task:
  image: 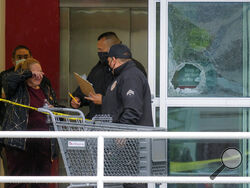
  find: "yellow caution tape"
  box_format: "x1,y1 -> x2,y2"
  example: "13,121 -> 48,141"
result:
170,149 -> 247,172
170,157 -> 221,172
0,98 -> 82,120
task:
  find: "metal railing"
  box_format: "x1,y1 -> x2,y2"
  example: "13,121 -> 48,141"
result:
1,131 -> 250,187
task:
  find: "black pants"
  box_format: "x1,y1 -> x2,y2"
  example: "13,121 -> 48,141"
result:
5,139 -> 51,188
1,147 -> 8,188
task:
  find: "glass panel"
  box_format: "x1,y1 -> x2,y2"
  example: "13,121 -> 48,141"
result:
168,107 -> 243,132
168,2 -> 249,97
155,107 -> 160,127
168,184 -> 243,188
168,108 -> 244,180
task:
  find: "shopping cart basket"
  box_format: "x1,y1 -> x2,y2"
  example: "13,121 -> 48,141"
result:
38,108 -> 167,188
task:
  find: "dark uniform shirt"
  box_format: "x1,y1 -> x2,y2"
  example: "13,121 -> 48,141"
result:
102,60 -> 153,126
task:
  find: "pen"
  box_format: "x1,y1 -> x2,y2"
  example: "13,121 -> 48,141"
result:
68,92 -> 78,103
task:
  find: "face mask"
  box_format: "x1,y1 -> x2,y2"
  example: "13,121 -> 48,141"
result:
15,59 -> 26,65
98,52 -> 108,64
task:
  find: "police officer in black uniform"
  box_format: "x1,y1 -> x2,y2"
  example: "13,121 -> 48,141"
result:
85,44 -> 153,188
105,44 -> 153,126
85,43 -> 153,126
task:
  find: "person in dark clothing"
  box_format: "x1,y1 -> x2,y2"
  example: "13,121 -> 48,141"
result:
0,45 -> 32,126
85,44 -> 153,188
86,43 -> 153,126
0,45 -> 33,180
104,45 -> 153,126
0,45 -> 55,158
0,45 -> 57,130
2,58 -> 58,188
70,32 -> 147,119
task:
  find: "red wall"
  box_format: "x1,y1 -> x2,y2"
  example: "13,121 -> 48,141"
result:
5,0 -> 60,95
5,1 -> 60,185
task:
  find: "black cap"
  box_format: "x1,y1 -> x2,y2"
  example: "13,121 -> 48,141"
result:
108,44 -> 132,59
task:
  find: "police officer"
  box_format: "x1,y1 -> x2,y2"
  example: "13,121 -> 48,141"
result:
85,43 -> 153,188
85,43 -> 153,126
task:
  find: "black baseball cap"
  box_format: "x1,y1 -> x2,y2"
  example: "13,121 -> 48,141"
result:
108,44 -> 132,59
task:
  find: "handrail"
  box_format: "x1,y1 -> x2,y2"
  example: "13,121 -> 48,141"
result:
0,131 -> 249,139
0,131 -> 249,187
0,176 -> 250,184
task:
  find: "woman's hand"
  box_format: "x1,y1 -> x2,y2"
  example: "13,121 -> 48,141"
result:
32,71 -> 44,80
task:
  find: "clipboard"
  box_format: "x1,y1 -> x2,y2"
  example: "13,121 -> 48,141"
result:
73,72 -> 95,96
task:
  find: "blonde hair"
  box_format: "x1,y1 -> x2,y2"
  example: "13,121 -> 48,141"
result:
15,57 -> 40,71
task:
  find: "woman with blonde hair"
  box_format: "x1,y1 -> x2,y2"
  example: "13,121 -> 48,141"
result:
2,57 -> 58,188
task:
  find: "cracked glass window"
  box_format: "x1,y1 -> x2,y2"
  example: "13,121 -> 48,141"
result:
168,2 -> 249,97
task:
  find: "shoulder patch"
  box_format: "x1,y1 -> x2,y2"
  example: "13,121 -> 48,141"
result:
126,89 -> 135,96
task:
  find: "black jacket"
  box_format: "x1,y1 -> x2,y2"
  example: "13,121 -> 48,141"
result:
0,67 -> 15,127
2,70 -> 59,151
72,60 -> 147,119
102,60 -> 153,126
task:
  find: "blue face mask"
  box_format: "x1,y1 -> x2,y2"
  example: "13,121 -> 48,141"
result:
98,52 -> 109,64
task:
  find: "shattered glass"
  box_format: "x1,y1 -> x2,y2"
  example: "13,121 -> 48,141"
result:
168,2 -> 245,97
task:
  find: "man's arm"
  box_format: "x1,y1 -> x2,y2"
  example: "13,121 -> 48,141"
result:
119,76 -> 144,124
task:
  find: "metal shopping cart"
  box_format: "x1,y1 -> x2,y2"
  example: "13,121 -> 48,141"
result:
38,108 -> 167,188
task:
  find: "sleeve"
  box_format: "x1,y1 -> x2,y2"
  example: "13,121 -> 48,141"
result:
71,86 -> 90,107
118,75 -> 144,125
3,70 -> 32,99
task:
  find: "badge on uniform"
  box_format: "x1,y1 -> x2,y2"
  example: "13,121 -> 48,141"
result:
111,81 -> 117,91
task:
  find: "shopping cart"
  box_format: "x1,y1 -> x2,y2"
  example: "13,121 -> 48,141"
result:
38,108 -> 167,188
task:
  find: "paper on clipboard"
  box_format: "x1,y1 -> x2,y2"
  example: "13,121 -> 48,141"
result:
73,72 -> 95,96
